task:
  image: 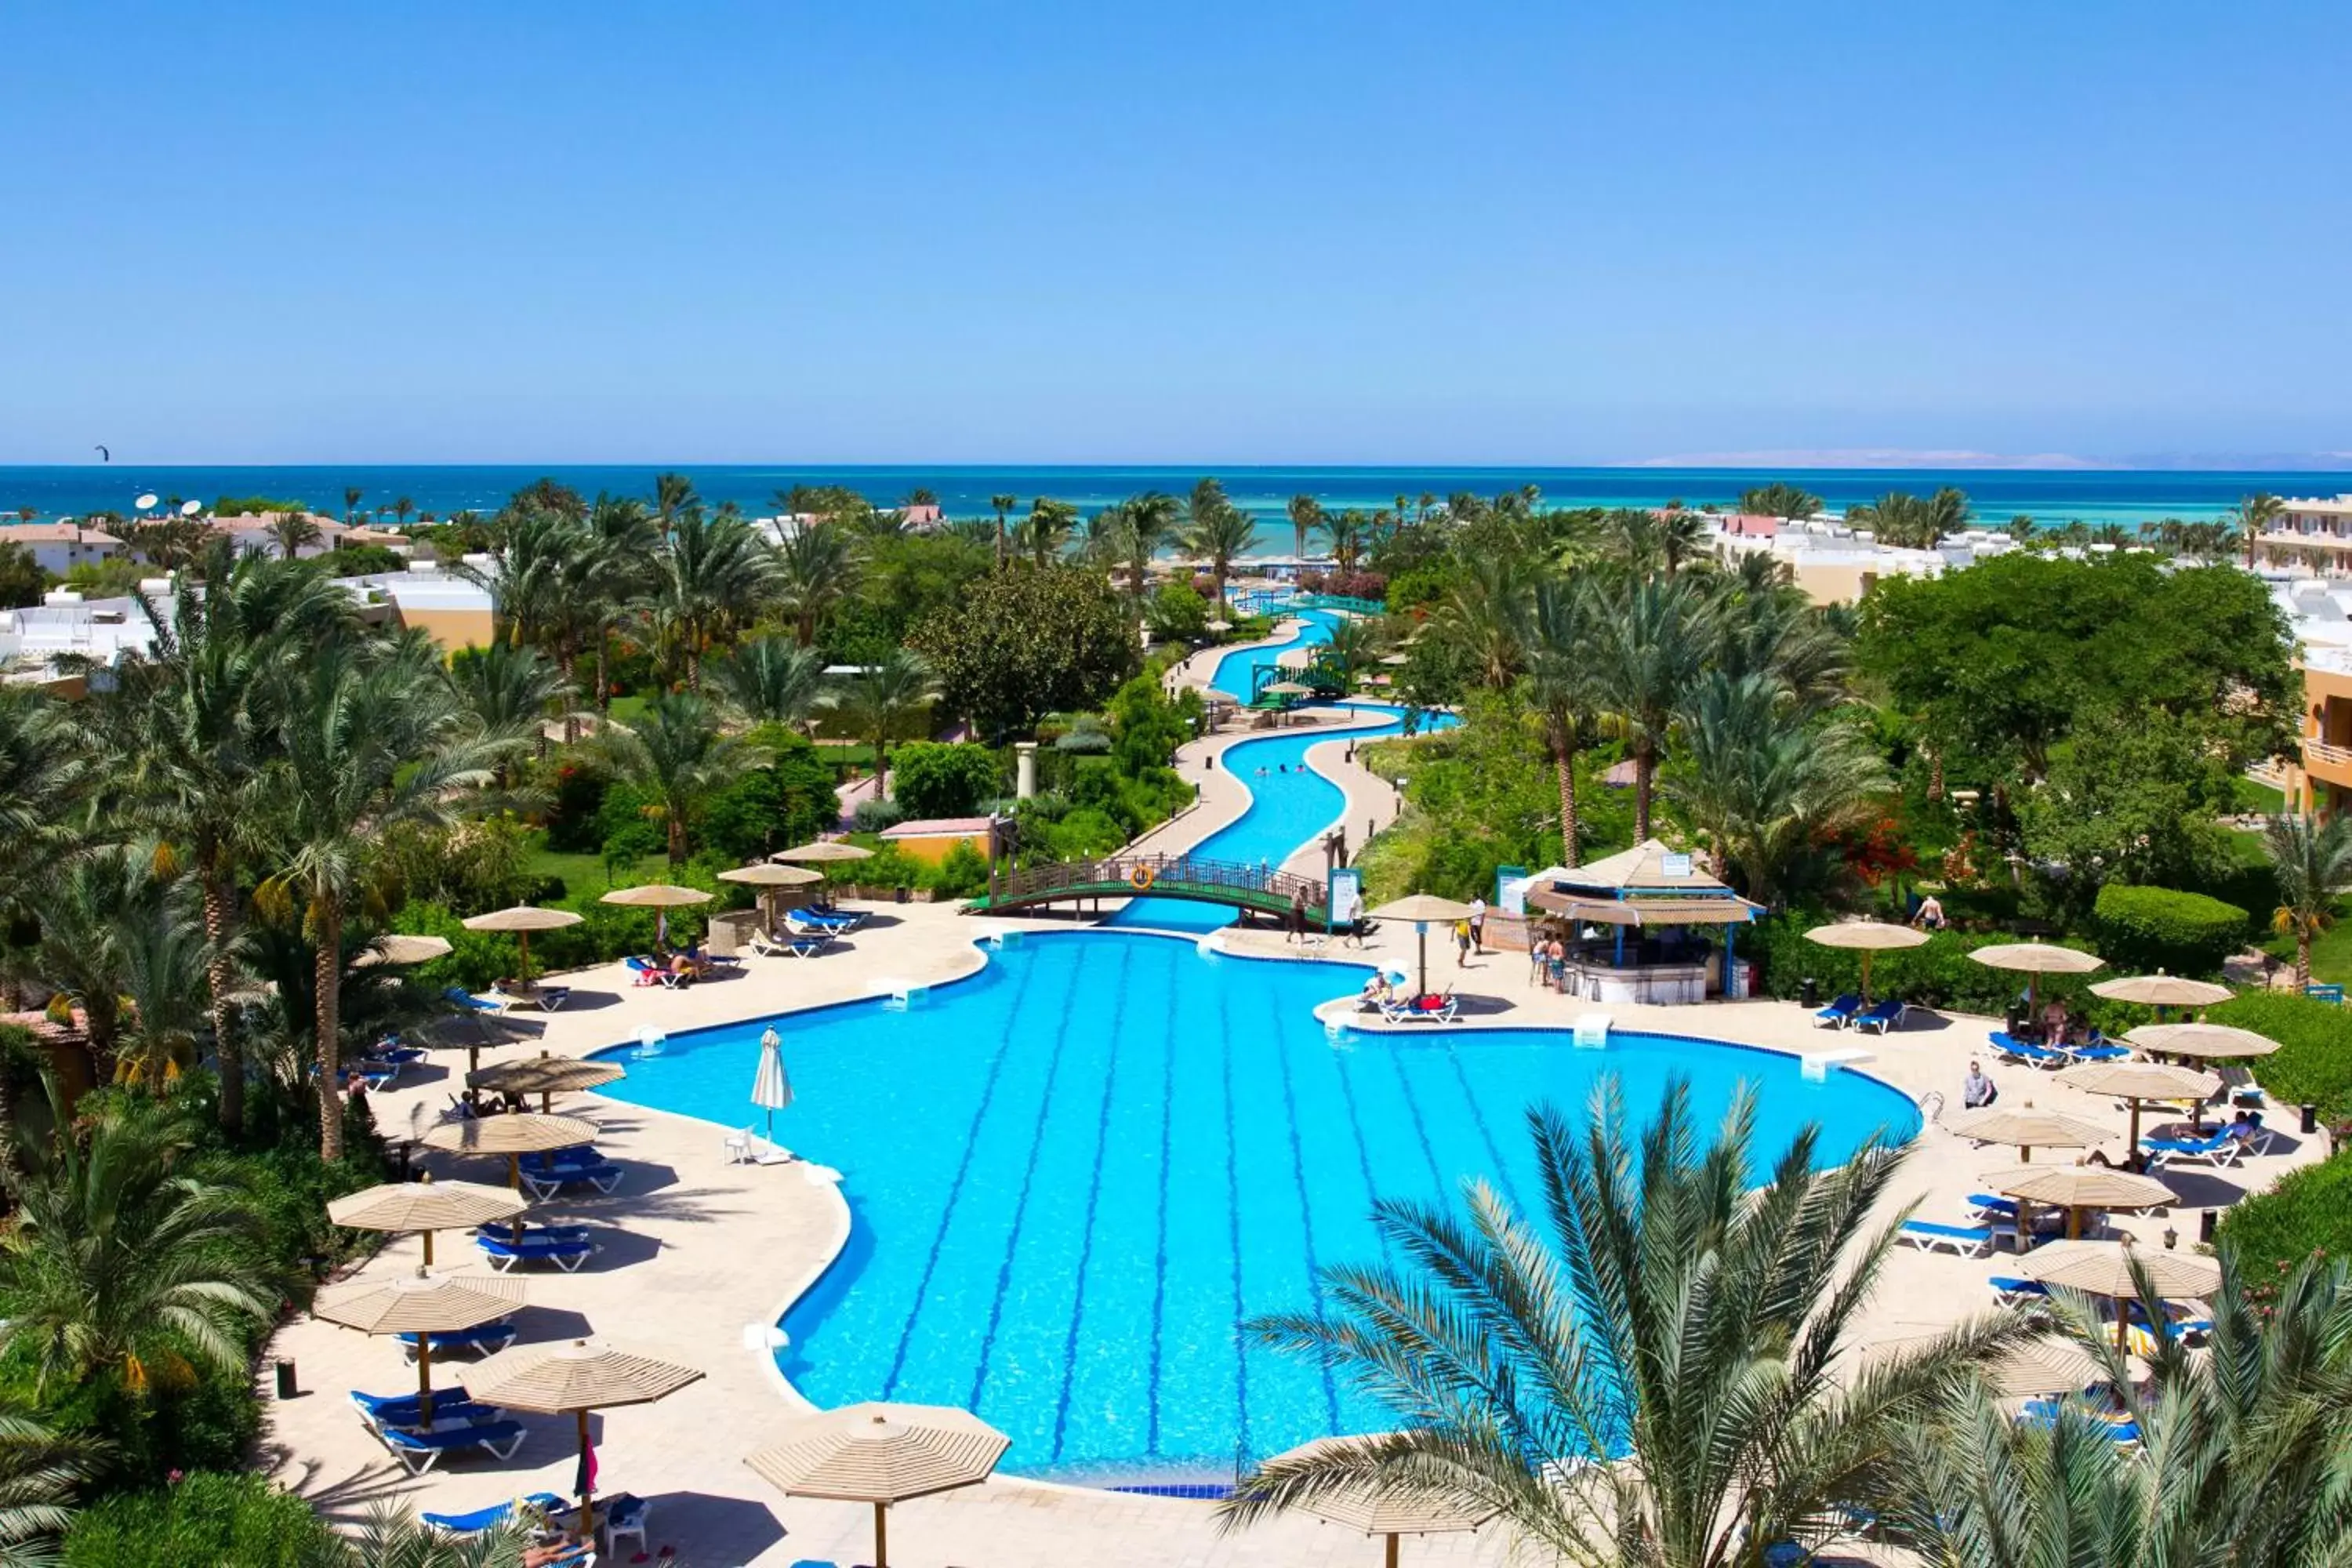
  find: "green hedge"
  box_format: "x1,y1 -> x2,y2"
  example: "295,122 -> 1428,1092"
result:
2091,884 -> 2250,978
2203,992 -> 2352,1120
1748,912 -> 2103,1017
64,1471 -> 338,1568
2216,1151 -> 2352,1277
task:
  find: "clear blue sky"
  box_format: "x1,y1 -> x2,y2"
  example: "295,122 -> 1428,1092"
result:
2,2 -> 2346,465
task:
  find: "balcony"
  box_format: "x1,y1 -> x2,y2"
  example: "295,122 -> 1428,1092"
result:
2303,737 -> 2352,788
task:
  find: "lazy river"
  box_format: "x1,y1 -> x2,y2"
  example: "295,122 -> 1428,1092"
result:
593,608 -> 1923,1484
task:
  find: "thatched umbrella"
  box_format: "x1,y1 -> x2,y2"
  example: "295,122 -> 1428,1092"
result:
2122,1022 -> 2281,1062
1370,895 -> 1475,999
1802,921 -> 1929,1005
1257,1436 -> 1500,1568
353,934 -> 454,968
1968,942 -> 2105,1014
717,862 -> 823,935
314,1268 -> 524,1425
327,1174 -> 525,1266
1944,1102 -> 2114,1163
772,841 -> 874,865
1984,1163 -> 2176,1241
2020,1238 -> 2223,1347
463,1339 -> 703,1542
410,1008 -> 538,1078
598,884 -> 711,948
746,1403 -> 1009,1568
459,905 -> 583,987
2056,1059 -> 2223,1152
420,1112 -> 598,1194
469,1050 -> 626,1115
2089,973 -> 2232,1022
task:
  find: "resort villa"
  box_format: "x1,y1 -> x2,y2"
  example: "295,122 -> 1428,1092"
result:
2249,495 -> 2352,575
0,520 -> 125,575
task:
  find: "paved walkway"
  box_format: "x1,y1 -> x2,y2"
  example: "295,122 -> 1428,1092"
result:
260,691 -> 2323,1566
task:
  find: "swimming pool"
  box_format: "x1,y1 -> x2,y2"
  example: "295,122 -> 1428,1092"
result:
595,933 -> 1921,1483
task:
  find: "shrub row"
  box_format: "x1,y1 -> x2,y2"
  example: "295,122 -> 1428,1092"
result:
2216,1150 -> 2352,1279
1746,912 -> 2105,1017
2202,992 -> 2352,1122
2090,884 -> 2251,978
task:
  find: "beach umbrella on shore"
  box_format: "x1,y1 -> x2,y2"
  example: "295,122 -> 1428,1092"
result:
1802,921 -> 1929,1005
469,1050 -> 626,1115
327,1174 -> 525,1267
2121,1022 -> 2281,1062
746,1403 -> 1009,1568
2089,973 -> 2231,1022
420,1112 -> 598,1196
772,841 -> 874,865
1944,1102 -> 2114,1163
719,862 -> 823,934
463,1338 -> 704,1544
1205,618 -> 1232,633
411,1009 -> 539,1078
599,884 -> 711,948
1370,895 -> 1475,1000
1984,1164 -> 2176,1241
353,934 -> 454,968
1258,1436 -> 1499,1568
752,1026 -> 792,1144
2020,1238 -> 2222,1348
460,905 -> 583,986
1969,942 -> 2105,1014
2056,1059 -> 2222,1153
314,1268 -> 523,1425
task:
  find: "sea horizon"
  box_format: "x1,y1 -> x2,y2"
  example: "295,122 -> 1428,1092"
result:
7,462 -> 2348,533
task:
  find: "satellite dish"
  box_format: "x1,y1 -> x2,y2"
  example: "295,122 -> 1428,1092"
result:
135,493 -> 159,510
180,499 -> 202,517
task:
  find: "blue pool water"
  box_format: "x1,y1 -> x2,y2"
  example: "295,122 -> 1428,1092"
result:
596,933 -> 1922,1483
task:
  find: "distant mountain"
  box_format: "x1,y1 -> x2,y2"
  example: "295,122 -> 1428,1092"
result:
1635,447 -> 2352,472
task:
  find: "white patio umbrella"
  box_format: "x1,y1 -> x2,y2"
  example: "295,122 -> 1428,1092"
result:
1969,942 -> 2105,1014
2089,973 -> 2232,1021
353,933 -> 454,968
752,1026 -> 793,1142
1802,921 -> 1929,1005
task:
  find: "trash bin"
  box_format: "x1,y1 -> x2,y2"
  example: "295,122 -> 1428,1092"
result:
2199,1210 -> 2218,1245
2303,1103 -> 2320,1134
1799,978 -> 1819,1009
274,1360 -> 298,1400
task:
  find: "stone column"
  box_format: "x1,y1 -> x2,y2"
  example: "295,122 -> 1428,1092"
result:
1015,742 -> 1038,800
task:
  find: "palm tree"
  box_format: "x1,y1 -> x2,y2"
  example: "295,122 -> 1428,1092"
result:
1523,576 -> 1602,866
769,520 -> 858,649
1022,499 -> 1080,568
1185,503 -> 1258,613
1656,508 -> 1711,579
1115,492 -> 1182,601
1589,576 -> 1708,840
0,1079 -> 277,1394
1847,488 -> 1969,550
0,1404 -> 94,1566
2239,492 -> 2285,568
32,847 -> 163,1073
1287,494 -> 1323,560
264,512 -> 322,559
989,493 -> 1018,570
1668,671 -> 1887,902
583,495 -> 658,710
1219,1080 -> 2029,1568
1737,482 -> 1822,521
108,541 -> 353,1133
255,640 -> 514,1157
448,641 -> 568,775
112,885 -> 214,1094
1316,510 -> 1370,577
653,471 -> 699,528
1316,615 -> 1384,694
0,690 -> 89,911
341,487 -> 363,524
1435,554 -> 1530,691
337,1504 -> 535,1567
654,511 -> 775,686
833,651 -> 939,800
593,691 -> 771,865
2263,811 -> 2352,988
713,638 -> 832,729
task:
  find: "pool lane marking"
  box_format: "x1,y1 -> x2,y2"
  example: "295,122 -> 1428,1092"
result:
1385,1043 -> 1450,1200
877,947 -> 1043,1399
1145,945 -> 1179,1455
1049,943 -> 1131,1464
1219,981 -> 1251,1460
1328,1047 -> 1394,1271
1271,1004 -> 1345,1433
1443,1041 -> 1527,1215
966,940 -> 1086,1414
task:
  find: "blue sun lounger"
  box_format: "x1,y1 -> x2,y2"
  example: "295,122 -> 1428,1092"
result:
1990,1276 -> 2049,1306
423,1492 -> 569,1535
398,1320 -> 517,1362
1813,993 -> 1862,1028
350,1389 -> 504,1434
1967,1194 -> 2020,1221
1899,1220 -> 1998,1257
1853,998 -> 1907,1034
517,1160 -> 623,1201
476,1231 -> 598,1272
1991,1032 -> 2068,1069
444,986 -> 508,1015
376,1418 -> 528,1475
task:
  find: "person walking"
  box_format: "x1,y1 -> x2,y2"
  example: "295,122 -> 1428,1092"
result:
1287,890 -> 1308,946
1454,918 -> 1473,968
1468,895 -> 1487,953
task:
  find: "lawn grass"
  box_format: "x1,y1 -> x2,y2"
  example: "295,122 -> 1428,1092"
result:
524,845 -> 668,902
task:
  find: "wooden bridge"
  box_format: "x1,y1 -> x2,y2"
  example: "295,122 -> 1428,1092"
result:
967,853 -> 1328,922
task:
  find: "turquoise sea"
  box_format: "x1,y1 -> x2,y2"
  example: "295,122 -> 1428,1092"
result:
5,463 -> 2344,535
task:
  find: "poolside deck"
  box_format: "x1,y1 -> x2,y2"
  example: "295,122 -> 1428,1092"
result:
260,712 -> 2325,1565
